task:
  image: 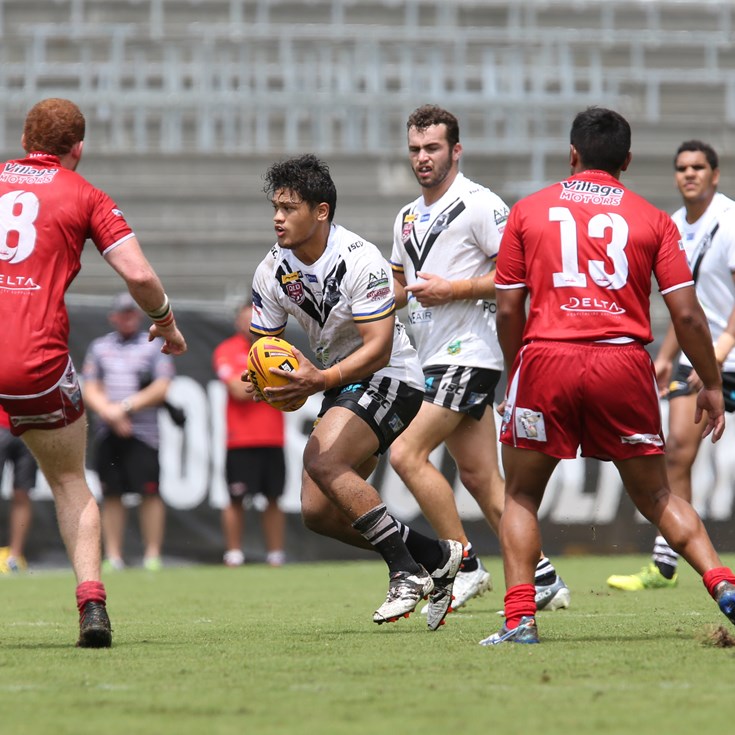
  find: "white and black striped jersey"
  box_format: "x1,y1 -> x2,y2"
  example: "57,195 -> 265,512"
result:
672,192 -> 735,371
390,173 -> 509,371
251,223 -> 424,390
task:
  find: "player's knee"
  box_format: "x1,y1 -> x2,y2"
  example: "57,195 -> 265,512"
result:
389,436 -> 414,477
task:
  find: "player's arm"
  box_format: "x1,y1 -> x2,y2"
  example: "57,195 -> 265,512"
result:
663,285 -> 725,441
496,286 -> 528,375
104,238 -> 187,356
406,270 -> 496,307
653,321 -> 679,394
392,270 -> 409,310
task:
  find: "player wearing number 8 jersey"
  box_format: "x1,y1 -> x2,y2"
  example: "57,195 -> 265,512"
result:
480,106 -> 735,646
0,98 -> 187,648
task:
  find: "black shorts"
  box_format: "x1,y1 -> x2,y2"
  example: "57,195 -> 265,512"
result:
95,434 -> 160,498
668,364 -> 735,413
422,364 -> 501,420
226,446 -> 286,501
317,374 -> 424,455
0,429 -> 36,491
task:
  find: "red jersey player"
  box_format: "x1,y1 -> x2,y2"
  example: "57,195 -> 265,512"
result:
480,106 -> 735,645
0,98 -> 187,647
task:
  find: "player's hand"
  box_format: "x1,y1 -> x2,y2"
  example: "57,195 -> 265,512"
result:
653,357 -> 673,396
263,347 -> 320,406
695,387 -> 725,443
148,323 -> 187,355
240,370 -> 263,402
405,272 -> 452,307
496,399 -> 507,416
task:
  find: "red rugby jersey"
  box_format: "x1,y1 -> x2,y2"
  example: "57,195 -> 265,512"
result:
495,170 -> 693,344
0,153 -> 134,396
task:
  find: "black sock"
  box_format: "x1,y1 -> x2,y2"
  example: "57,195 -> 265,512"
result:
655,561 -> 677,580
461,543 -> 479,572
352,505 -> 421,575
392,519 -> 443,573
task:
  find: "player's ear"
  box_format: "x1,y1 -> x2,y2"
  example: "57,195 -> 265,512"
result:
620,151 -> 632,173
569,144 -> 578,168
452,142 -> 462,163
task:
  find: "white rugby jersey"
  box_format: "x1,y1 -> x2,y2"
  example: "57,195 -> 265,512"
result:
672,192 -> 735,371
251,223 -> 424,390
390,173 -> 509,370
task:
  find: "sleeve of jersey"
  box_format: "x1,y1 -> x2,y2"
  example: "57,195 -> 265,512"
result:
250,260 -> 288,337
351,248 -> 396,324
389,211 -> 406,276
721,211 -> 735,273
473,191 -> 509,263
494,205 -> 527,290
88,188 -> 136,256
655,215 -> 695,295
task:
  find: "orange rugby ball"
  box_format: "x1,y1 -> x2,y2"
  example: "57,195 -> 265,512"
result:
247,336 -> 306,412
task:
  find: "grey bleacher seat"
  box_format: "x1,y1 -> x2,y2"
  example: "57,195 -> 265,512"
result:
2,0 -> 735,301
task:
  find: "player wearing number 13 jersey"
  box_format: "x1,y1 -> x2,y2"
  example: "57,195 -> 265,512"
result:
480,107 -> 735,647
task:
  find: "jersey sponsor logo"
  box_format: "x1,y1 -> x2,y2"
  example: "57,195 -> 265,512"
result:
367,286 -> 390,301
347,240 -> 364,252
560,297 -> 626,315
559,180 -> 624,206
0,163 -> 58,185
305,274 -> 318,283
620,433 -> 664,446
111,208 -> 124,217
494,207 -> 509,225
408,305 -> 432,324
367,269 -> 389,290
420,213 -> 430,222
281,271 -> 301,284
447,339 -> 462,355
0,273 -> 41,291
515,408 -> 546,441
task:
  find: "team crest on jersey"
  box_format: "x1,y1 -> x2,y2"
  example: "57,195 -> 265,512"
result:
446,339 -> 462,355
323,277 -> 341,307
401,214 -> 416,243
430,213 -> 450,234
286,280 -> 305,304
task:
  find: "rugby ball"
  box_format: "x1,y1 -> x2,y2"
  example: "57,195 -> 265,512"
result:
247,337 -> 306,412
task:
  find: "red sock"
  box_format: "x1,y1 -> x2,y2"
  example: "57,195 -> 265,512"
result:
76,581 -> 107,613
702,567 -> 735,598
504,584 -> 536,628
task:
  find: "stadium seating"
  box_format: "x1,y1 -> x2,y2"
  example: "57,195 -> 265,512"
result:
0,0 -> 734,305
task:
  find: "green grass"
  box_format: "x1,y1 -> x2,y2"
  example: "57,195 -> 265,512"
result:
1,554 -> 734,735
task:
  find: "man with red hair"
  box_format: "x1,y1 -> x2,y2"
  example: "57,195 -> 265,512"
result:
0,98 -> 187,647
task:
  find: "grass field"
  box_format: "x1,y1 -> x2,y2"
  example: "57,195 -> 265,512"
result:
2,554 -> 734,735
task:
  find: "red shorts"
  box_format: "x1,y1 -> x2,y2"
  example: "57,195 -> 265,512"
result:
0,359 -> 85,437
499,341 -> 664,461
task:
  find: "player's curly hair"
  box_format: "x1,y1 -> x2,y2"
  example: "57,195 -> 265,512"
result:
23,98 -> 85,156
263,154 -> 337,222
674,140 -> 718,171
570,107 -> 631,174
406,105 -> 460,149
